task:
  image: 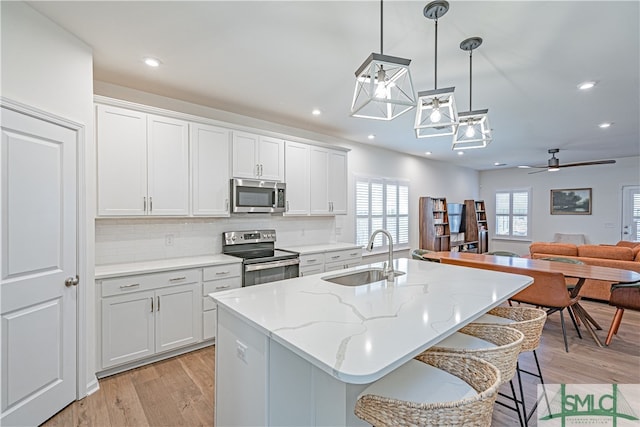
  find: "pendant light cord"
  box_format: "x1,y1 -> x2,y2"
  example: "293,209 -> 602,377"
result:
434,18 -> 438,90
380,0 -> 384,55
468,49 -> 473,110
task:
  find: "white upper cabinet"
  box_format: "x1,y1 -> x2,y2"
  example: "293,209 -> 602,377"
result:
284,141 -> 310,215
309,146 -> 330,215
308,146 -> 348,215
147,114 -> 189,216
328,150 -> 347,214
97,105 -> 189,216
232,131 -> 284,181
96,105 -> 147,216
190,123 -> 231,216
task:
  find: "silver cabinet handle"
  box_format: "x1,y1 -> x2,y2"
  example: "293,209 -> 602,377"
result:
286,201 -> 290,212
260,164 -> 263,176
169,276 -> 186,282
151,297 -> 154,312
255,164 -> 260,176
150,196 -> 153,212
349,252 -> 360,256
306,259 -> 317,263
215,285 -> 231,290
65,276 -> 79,287
157,296 -> 160,311
331,255 -> 340,259
215,271 -> 230,275
143,197 -> 147,211
225,198 -> 229,212
120,283 -> 140,289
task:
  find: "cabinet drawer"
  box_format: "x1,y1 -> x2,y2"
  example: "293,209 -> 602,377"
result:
101,269 -> 200,297
203,277 -> 242,295
324,248 -> 362,263
203,263 -> 241,281
299,253 -> 325,268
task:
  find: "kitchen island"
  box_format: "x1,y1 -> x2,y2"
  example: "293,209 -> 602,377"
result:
210,258 -> 533,426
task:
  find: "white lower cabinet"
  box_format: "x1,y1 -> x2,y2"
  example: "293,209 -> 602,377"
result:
202,263 -> 242,341
99,269 -> 201,370
324,248 -> 363,271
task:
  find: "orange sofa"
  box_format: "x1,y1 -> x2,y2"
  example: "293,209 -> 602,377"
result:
529,241 -> 640,301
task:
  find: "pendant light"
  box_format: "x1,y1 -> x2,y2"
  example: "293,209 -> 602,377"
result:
452,37 -> 492,150
414,0 -> 458,138
350,0 -> 416,120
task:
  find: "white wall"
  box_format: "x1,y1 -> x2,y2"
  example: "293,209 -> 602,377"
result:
479,156 -> 640,255
93,83 -> 480,264
1,2 -> 96,395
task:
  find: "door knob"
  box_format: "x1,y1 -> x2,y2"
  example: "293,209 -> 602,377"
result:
65,276 -> 79,287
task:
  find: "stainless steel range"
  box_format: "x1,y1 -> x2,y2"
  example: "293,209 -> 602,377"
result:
222,229 -> 299,287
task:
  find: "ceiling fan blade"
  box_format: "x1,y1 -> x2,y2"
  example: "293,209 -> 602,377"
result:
559,159 -> 616,168
528,169 -> 548,174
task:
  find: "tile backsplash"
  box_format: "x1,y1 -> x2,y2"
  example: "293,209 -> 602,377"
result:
95,216 -> 337,265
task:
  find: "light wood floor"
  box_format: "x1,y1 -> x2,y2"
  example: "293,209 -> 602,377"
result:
42,300 -> 639,427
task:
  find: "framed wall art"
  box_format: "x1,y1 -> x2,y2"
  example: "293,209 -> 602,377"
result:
550,188 -> 592,215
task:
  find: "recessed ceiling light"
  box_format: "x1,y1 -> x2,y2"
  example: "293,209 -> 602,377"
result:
578,81 -> 596,90
144,57 -> 161,67
367,134 -> 375,140
494,162 -> 506,166
425,151 -> 432,155
599,122 -> 612,128
517,165 -> 532,169
312,109 -> 321,116
457,151 -> 464,156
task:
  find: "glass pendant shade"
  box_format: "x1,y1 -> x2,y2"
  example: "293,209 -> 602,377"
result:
414,87 -> 458,138
452,109 -> 492,150
351,53 -> 417,121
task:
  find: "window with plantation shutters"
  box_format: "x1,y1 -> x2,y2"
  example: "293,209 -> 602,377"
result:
495,188 -> 531,239
355,176 -> 409,250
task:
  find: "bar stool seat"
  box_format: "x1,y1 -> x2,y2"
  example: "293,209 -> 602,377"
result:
354,352 -> 500,426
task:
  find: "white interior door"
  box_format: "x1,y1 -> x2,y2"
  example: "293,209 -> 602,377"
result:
1,106 -> 77,426
621,185 -> 640,241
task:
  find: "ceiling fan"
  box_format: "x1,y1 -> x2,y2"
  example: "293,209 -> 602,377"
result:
526,148 -> 616,174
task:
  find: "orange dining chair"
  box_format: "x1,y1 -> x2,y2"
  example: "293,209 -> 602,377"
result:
605,283 -> 640,345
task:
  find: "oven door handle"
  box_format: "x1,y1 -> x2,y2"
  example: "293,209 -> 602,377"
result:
244,258 -> 300,272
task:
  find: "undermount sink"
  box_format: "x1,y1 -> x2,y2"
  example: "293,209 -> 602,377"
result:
322,268 -> 405,286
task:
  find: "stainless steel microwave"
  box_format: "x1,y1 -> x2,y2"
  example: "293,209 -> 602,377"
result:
230,178 -> 286,214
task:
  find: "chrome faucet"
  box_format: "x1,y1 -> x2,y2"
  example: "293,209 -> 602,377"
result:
366,229 -> 395,281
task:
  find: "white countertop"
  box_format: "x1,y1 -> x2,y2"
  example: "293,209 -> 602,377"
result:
95,254 -> 241,279
279,242 -> 362,255
211,258 -> 533,384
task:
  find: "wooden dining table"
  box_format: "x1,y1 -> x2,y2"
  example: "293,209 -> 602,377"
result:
425,251 -> 640,347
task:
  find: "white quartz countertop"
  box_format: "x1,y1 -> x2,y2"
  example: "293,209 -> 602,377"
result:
95,254 -> 241,279
211,258 -> 533,384
279,242 -> 362,255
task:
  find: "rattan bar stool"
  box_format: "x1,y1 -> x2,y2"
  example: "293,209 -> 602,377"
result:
426,324 -> 525,427
472,306 -> 548,426
354,352 -> 500,427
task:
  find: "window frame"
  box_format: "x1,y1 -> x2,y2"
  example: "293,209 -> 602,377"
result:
354,175 -> 410,252
493,187 -> 532,241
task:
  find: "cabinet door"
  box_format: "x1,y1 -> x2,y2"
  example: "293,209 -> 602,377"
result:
191,123 -> 231,216
309,147 -> 330,215
258,136 -> 284,181
155,283 -> 202,353
96,105 -> 147,216
101,290 -> 155,369
147,115 -> 190,216
328,150 -> 347,214
284,141 -> 309,215
232,131 -> 259,178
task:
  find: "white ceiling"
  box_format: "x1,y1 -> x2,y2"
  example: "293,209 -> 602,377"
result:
28,1 -> 640,171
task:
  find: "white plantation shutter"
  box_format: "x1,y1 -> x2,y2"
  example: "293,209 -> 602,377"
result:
634,193 -> 640,240
495,189 -> 531,239
355,176 -> 410,250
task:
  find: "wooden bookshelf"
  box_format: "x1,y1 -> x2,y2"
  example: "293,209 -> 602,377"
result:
463,199 -> 489,253
419,196 -> 450,251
